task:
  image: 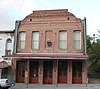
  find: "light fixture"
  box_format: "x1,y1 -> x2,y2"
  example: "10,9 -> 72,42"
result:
47,39 -> 52,47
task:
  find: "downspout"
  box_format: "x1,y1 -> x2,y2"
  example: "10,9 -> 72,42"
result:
12,20 -> 21,80
81,18 -> 88,84
13,20 -> 21,54
81,17 -> 87,55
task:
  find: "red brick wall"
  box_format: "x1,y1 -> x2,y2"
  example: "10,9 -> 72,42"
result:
17,9 -> 83,53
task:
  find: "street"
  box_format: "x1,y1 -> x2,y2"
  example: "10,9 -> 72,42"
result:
10,83 -> 100,89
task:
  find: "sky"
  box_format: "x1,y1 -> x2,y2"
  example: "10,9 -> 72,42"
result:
0,0 -> 100,36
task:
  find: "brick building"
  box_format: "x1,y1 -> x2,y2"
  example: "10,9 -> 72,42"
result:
3,9 -> 88,84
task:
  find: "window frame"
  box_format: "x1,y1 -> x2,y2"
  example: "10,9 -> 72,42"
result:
6,38 -> 12,51
73,30 -> 81,50
59,31 -> 67,50
18,32 -> 26,49
32,31 -> 39,50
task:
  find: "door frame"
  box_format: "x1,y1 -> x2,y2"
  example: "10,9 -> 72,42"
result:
72,61 -> 82,84
16,60 -> 26,83
58,60 -> 68,83
29,61 -> 39,84
43,61 -> 53,84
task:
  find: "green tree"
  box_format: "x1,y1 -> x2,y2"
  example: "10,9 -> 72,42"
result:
86,35 -> 92,60
91,40 -> 100,62
87,35 -> 100,73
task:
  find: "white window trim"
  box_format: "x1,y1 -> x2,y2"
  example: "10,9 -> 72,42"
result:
19,32 -> 26,49
32,32 -> 39,50
59,31 -> 67,50
73,31 -> 81,50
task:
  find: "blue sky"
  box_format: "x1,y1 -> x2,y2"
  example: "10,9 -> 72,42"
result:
0,0 -> 100,36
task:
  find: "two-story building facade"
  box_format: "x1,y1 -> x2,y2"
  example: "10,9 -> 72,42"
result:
3,9 -> 88,84
0,30 -> 14,78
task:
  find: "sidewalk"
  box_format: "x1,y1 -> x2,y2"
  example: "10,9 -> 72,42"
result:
11,83 -> 100,89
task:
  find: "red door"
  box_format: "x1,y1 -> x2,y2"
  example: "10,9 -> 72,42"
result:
16,61 -> 25,83
72,62 -> 82,84
58,61 -> 67,83
29,61 -> 39,84
43,61 -> 53,84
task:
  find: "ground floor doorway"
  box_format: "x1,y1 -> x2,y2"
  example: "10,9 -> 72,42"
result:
29,61 -> 39,83
72,61 -> 82,84
58,61 -> 67,83
43,61 -> 53,84
16,61 -> 25,83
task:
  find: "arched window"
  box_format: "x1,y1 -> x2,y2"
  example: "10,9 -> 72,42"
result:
6,39 -> 12,50
6,38 -> 12,55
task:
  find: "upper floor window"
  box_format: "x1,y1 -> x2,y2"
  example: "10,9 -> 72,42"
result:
73,31 -> 81,50
6,39 -> 12,51
6,39 -> 12,56
5,39 -> 12,60
19,32 -> 26,49
59,31 -> 67,50
32,32 -> 39,49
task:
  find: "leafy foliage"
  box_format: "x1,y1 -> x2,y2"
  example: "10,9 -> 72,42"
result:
90,40 -> 100,62
86,36 -> 93,61
87,35 -> 100,74
87,39 -> 100,62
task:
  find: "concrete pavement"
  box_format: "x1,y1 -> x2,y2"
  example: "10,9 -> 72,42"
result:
10,83 -> 100,89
